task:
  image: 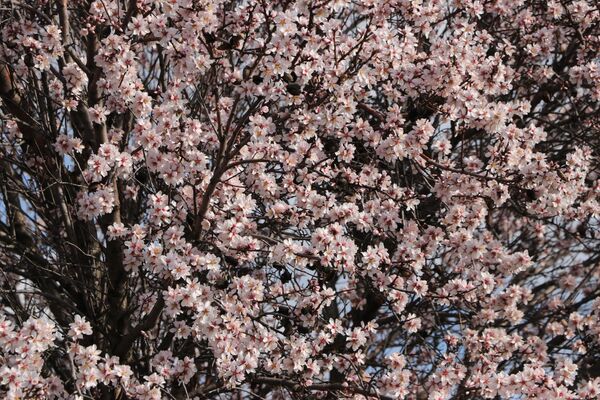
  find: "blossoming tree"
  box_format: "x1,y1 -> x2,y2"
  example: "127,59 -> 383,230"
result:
0,0 -> 599,399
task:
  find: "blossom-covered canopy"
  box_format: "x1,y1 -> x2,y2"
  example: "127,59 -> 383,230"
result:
0,0 -> 599,399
